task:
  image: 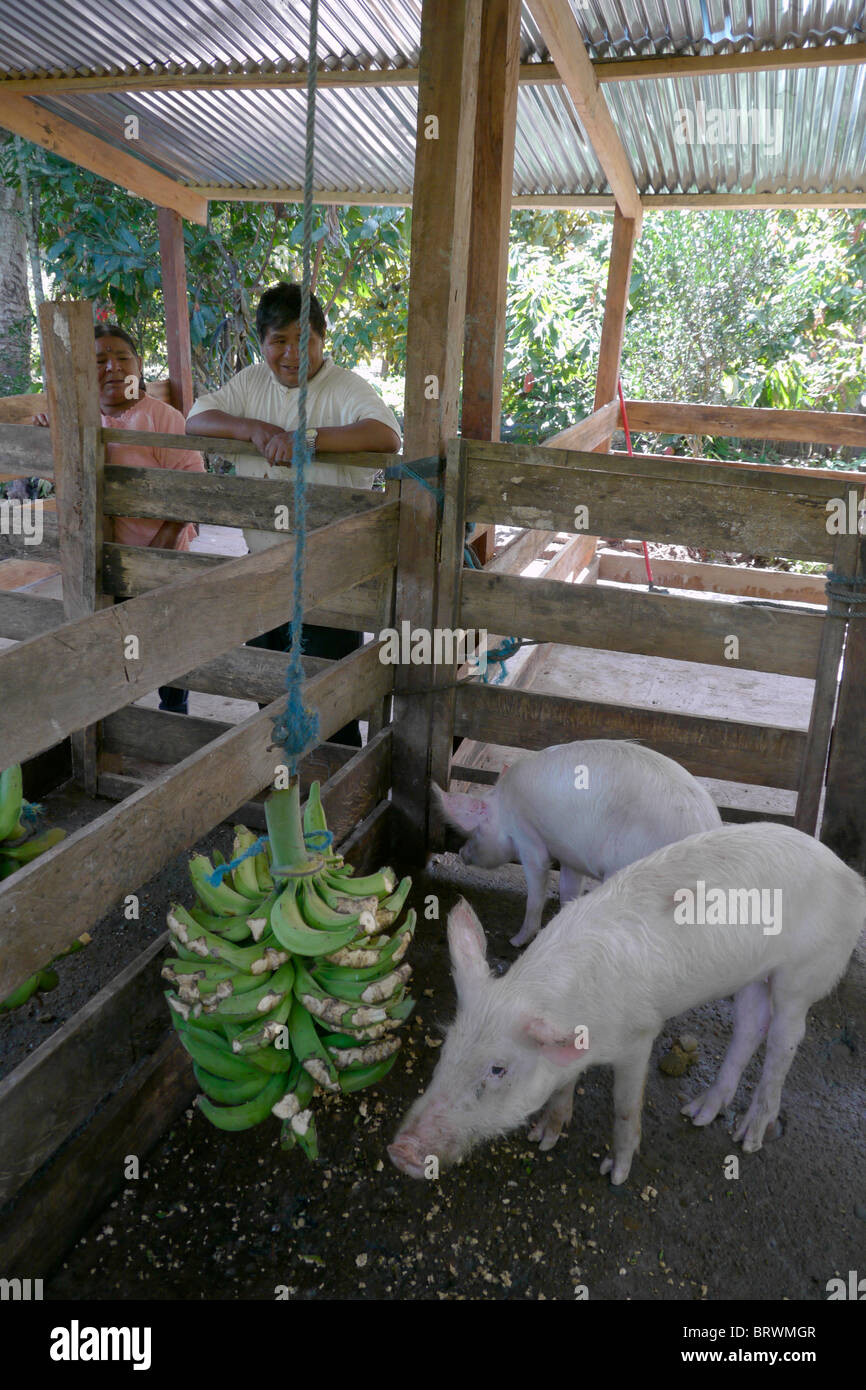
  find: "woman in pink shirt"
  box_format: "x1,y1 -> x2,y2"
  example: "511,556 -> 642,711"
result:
35,323 -> 205,713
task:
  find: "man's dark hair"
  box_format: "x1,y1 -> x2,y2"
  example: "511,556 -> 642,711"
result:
94,322 -> 146,394
256,282 -> 327,342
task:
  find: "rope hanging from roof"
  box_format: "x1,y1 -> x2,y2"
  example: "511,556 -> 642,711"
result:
269,0 -> 321,774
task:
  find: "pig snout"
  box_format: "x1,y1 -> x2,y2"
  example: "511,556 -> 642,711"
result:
387,1134 -> 430,1178
389,1097 -> 462,1177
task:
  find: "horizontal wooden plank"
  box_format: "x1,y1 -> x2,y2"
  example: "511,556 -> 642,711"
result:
0,640 -> 394,995
544,398 -> 620,451
101,543 -> 393,631
343,799 -> 392,875
0,590 -> 65,638
0,501 -> 399,767
103,464 -> 393,530
461,568 -> 824,677
0,1032 -> 194,1280
454,682 -> 805,789
596,550 -> 828,604
0,383 -> 172,424
623,399 -> 866,449
178,645 -> 328,702
102,428 -> 400,471
0,934 -> 170,1206
463,444 -> 837,561
0,422 -> 55,473
0,513 -> 60,562
103,706 -> 232,762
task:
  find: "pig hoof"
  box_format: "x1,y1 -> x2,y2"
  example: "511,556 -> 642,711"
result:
600,1155 -> 631,1185
510,927 -> 535,948
527,1118 -> 562,1150
681,1090 -> 724,1126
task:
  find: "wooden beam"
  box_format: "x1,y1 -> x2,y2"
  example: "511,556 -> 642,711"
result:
820,535 -> 866,869
462,442 -> 838,562
429,439 -> 471,819
525,0 -> 641,221
0,421 -> 55,471
0,382 -> 171,423
460,568 -> 824,677
3,38 -> 865,96
157,208 -> 194,415
0,934 -> 171,1206
454,682 -> 805,789
391,0 -> 482,860
544,399 -> 620,452
0,1032 -> 194,1281
0,591 -> 64,639
623,399 -> 866,449
594,208 -> 639,441
0,501 -> 398,767
39,300 -> 108,794
0,640 -> 392,995
597,550 -> 827,605
0,95 -> 208,225
461,0 -> 520,444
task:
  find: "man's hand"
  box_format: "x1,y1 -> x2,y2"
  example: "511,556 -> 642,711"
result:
248,421 -> 290,459
262,430 -> 295,465
31,412 -> 50,427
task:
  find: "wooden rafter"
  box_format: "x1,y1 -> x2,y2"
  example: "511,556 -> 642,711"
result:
2,39 -> 865,94
0,94 -> 208,224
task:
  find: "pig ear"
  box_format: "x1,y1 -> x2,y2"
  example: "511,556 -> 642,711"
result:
447,898 -> 491,999
518,1015 -> 589,1068
433,786 -> 490,836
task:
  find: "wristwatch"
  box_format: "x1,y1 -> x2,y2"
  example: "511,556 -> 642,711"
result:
305,427 -> 318,456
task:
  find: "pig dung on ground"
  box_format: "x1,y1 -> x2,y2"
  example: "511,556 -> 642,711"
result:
434,739 -> 722,947
389,822 -> 865,1185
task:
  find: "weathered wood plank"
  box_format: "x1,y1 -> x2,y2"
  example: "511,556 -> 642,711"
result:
179,645 -> 328,703
0,641 -> 393,995
102,706 -> 233,763
597,549 -> 828,604
429,440 -> 471,818
544,399 -> 620,452
391,0 -> 482,860
454,682 -> 805,789
157,207 -> 194,416
460,568 -> 824,677
594,208 -> 639,442
0,421 -> 55,472
0,383 -> 172,424
339,799 -> 393,876
103,428 -> 398,470
103,464 -> 394,530
463,446 -> 836,561
820,534 -> 866,868
624,399 -> 866,449
0,934 -> 171,1206
0,501 -> 399,767
0,1032 -> 194,1280
0,512 -> 60,562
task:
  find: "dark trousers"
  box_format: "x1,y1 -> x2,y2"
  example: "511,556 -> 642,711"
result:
113,597 -> 188,714
247,622 -> 363,746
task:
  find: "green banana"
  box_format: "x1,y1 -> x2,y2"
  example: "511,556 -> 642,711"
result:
167,905 -> 274,971
254,850 -> 275,894
0,827 -> 66,861
231,996 -> 292,1052
322,865 -> 396,899
193,1064 -> 271,1105
187,905 -> 257,942
0,856 -> 18,880
299,877 -> 377,933
303,780 -> 328,837
177,1027 -> 267,1082
199,961 -> 295,1021
0,971 -> 42,1011
327,1036 -> 402,1070
313,875 -> 379,917
338,1052 -> 399,1093
290,1109 -> 318,1160
270,887 -> 360,956
288,996 -> 339,1088
188,853 -> 255,917
230,827 -> 265,900
196,1071 -> 288,1131
0,765 -> 23,842
311,962 -> 411,1006
375,875 -> 413,928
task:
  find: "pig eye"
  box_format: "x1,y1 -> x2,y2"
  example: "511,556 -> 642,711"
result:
489,1065 -> 507,1078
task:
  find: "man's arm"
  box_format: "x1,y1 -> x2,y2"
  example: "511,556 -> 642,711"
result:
186,409 -> 283,457
259,417 -> 401,465
148,520 -> 187,549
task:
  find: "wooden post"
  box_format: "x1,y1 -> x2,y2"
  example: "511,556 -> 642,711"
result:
157,207 -> 194,416
461,0 -> 521,568
390,0 -> 482,860
593,204 -> 639,448
39,299 -> 108,794
820,533 -> 866,870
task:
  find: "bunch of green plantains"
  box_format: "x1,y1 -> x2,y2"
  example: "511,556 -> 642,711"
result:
0,763 -> 88,1011
164,780 -> 415,1157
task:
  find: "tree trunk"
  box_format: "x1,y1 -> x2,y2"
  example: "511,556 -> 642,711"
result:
0,182 -> 32,395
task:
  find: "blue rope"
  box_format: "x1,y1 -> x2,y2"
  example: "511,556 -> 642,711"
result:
270,0 -> 321,773
481,635 -> 523,685
207,826 -> 334,885
383,457 -> 444,510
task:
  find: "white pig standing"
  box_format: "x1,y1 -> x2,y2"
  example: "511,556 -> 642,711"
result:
389,823 -> 865,1185
435,740 -> 721,946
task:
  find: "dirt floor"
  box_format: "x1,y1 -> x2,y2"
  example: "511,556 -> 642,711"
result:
18,810 -> 862,1303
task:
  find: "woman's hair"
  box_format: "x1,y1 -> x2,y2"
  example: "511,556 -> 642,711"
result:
94,322 -> 146,394
256,282 -> 327,342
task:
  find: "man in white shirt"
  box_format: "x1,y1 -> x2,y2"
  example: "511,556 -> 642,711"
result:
187,282 -> 401,744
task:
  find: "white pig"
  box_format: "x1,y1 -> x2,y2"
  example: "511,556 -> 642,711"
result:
389,823 -> 865,1185
435,740 -> 721,946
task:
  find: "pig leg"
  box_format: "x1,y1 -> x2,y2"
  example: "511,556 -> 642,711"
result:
527,1081 -> 575,1151
681,979 -> 771,1126
600,1033 -> 654,1185
733,979 -> 808,1152
510,831 -> 551,947
558,864 -> 585,906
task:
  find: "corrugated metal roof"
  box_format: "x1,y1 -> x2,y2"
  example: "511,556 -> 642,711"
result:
1,2 -> 865,200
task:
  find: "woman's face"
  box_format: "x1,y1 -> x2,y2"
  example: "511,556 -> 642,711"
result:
96,336 -> 141,412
